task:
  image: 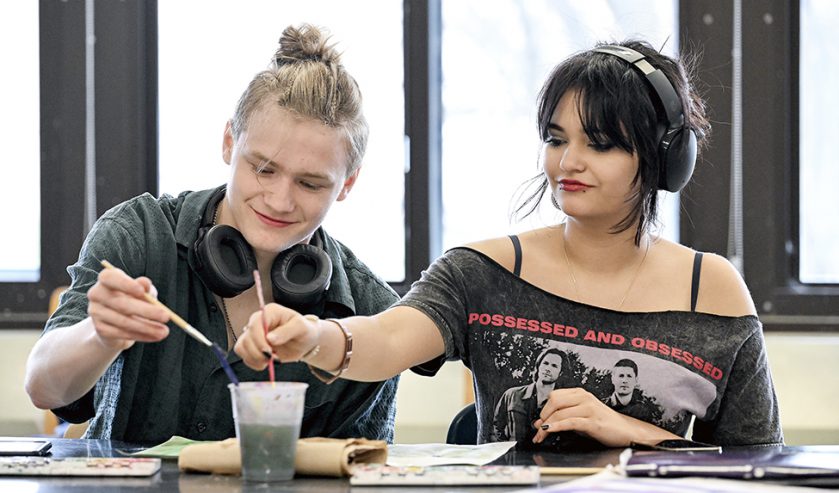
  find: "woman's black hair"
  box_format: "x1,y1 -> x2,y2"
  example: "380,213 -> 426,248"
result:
513,40 -> 709,245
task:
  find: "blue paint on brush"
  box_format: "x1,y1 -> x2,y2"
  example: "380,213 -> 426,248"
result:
211,343 -> 239,385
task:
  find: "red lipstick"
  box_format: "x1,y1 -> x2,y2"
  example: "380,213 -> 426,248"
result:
558,179 -> 591,192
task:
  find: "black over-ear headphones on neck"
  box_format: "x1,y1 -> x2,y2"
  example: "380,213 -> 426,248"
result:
189,186 -> 333,315
593,45 -> 697,193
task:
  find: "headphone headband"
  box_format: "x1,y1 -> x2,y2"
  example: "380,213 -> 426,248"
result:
593,45 -> 684,129
593,44 -> 697,192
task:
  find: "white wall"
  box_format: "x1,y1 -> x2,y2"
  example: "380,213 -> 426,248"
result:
3,330 -> 839,444
764,332 -> 839,444
0,330 -> 43,436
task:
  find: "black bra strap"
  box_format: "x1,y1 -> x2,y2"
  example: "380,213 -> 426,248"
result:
690,252 -> 704,312
508,235 -> 522,277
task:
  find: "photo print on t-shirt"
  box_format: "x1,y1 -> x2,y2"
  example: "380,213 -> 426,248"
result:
478,330 -> 716,444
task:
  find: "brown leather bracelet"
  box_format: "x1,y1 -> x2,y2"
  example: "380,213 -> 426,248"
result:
306,318 -> 353,385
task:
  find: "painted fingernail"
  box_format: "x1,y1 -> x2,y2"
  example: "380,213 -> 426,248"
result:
262,350 -> 272,360
540,424 -> 549,430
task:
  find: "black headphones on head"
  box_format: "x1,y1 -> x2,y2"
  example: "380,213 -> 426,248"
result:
189,187 -> 332,315
593,45 -> 697,193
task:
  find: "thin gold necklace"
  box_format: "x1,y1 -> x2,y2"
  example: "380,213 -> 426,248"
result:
562,236 -> 650,310
220,298 -> 236,344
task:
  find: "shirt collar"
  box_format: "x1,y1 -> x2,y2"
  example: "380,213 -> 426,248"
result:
175,186 -> 219,250
317,228 -> 356,316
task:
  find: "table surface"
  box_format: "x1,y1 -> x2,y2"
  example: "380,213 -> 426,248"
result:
0,438 -> 624,492
3,439 -> 838,492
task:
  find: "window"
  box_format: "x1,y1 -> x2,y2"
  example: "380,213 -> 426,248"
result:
0,3 -> 40,283
441,1 -> 680,250
680,0 -> 839,330
158,1 -> 406,281
798,0 -> 839,283
1,1 -> 157,328
4,0 -> 836,330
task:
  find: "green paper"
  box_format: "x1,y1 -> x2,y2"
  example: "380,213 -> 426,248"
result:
129,436 -> 202,459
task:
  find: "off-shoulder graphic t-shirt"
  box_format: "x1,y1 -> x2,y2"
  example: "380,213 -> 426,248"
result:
397,247 -> 782,449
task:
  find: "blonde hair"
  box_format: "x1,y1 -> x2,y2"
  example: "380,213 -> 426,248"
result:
230,24 -> 368,174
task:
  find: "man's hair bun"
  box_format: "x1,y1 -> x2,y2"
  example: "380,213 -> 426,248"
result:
274,23 -> 340,67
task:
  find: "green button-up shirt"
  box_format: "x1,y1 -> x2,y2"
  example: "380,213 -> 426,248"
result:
47,187 -> 399,445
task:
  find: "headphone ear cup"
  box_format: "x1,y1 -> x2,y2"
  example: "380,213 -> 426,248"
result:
658,128 -> 697,193
271,243 -> 333,315
192,225 -> 257,298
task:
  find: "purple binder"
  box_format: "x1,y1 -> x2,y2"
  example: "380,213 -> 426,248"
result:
625,445 -> 839,484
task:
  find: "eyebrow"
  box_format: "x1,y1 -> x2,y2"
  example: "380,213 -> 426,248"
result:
547,123 -> 564,133
246,150 -> 333,182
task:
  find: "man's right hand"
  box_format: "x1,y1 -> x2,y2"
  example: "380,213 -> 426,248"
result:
86,265 -> 170,350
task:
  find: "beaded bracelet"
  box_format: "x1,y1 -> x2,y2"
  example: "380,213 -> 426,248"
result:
306,318 -> 353,385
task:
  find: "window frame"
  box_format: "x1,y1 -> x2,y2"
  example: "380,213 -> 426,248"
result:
4,0 -> 836,331
742,1 -> 839,329
0,0 -> 157,329
398,0 -> 442,295
679,0 -> 838,331
0,1 -> 87,328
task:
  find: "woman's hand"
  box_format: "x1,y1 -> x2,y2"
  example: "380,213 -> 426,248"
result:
234,303 -> 321,371
532,388 -> 678,447
86,265 -> 170,351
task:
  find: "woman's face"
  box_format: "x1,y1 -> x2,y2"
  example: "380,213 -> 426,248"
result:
541,91 -> 639,226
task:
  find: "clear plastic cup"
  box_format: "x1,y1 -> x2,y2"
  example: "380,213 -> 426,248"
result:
228,382 -> 308,482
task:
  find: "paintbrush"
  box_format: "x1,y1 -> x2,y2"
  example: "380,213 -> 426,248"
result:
99,259 -> 239,384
